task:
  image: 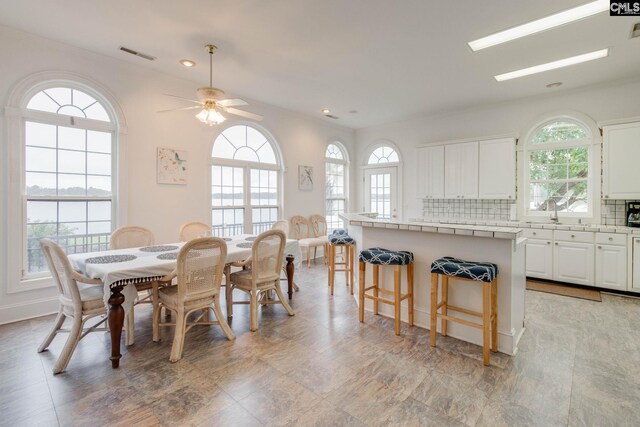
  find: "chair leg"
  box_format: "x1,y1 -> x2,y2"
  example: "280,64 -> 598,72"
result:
313,247 -> 317,264
125,308 -> 135,346
407,263 -> 414,327
169,308 -> 187,363
213,297 -> 236,341
394,265 -> 401,336
249,291 -> 259,331
38,308 -> 65,353
441,276 -> 449,337
329,244 -> 334,295
225,266 -> 233,318
483,281 -> 491,366
373,265 -> 379,315
349,245 -> 355,295
307,247 -> 311,268
491,278 -> 498,353
430,273 -> 438,347
359,261 -> 365,322
52,314 -> 83,374
273,284 -> 295,316
152,302 -> 162,342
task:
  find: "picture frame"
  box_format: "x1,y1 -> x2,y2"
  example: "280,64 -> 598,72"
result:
157,147 -> 188,185
298,165 -> 313,191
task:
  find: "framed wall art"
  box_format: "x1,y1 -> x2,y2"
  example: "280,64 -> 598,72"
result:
157,147 -> 188,184
298,165 -> 313,191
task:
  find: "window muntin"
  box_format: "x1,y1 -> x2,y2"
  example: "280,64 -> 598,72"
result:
325,144 -> 348,232
325,144 -> 344,160
367,146 -> 399,164
526,120 -> 591,215
211,125 -> 280,236
369,172 -> 392,219
24,87 -> 115,277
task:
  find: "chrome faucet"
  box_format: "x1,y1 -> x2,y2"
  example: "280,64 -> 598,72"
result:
549,200 -> 559,223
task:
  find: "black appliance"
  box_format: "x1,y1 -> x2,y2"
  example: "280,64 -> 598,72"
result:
627,202 -> 640,228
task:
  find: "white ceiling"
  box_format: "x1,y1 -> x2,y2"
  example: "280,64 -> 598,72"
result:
1,0 -> 638,128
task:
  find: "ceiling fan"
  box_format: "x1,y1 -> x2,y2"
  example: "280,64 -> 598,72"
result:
159,44 -> 263,125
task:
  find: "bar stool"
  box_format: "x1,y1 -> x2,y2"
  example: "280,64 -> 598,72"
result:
328,230 -> 355,295
430,256 -> 498,366
358,247 -> 414,335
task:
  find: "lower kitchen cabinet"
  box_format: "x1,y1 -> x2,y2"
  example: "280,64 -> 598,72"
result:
525,238 -> 553,280
553,241 -> 594,286
632,237 -> 640,292
595,244 -> 627,291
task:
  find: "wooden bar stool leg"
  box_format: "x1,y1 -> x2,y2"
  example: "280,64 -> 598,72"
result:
394,265 -> 401,336
483,281 -> 491,366
372,265 -> 379,315
359,261 -> 366,322
430,273 -> 438,347
349,245 -> 355,295
491,278 -> 498,353
329,245 -> 335,295
407,263 -> 414,326
441,276 -> 449,337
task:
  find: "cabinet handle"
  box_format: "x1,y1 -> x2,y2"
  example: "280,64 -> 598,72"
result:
571,234 -> 575,238
508,195 -> 512,199
555,242 -> 558,245
604,195 -> 609,198
533,232 -> 537,236
547,241 -> 551,245
598,245 -> 602,249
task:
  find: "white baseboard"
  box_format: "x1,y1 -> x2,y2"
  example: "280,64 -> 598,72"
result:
0,296 -> 59,325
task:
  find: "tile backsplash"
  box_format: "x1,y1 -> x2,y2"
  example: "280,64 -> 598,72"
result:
422,199 -> 515,221
601,199 -> 638,226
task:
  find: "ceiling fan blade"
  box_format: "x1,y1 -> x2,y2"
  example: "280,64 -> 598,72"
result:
225,107 -> 263,121
157,105 -> 202,113
162,94 -> 202,105
217,98 -> 248,107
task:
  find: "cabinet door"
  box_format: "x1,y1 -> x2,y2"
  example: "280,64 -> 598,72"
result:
553,241 -> 594,285
459,141 -> 479,199
595,244 -> 627,291
526,238 -> 553,280
632,238 -> 640,292
444,143 -> 462,199
603,122 -> 640,199
478,138 -> 515,200
417,146 -> 444,199
416,147 -> 428,199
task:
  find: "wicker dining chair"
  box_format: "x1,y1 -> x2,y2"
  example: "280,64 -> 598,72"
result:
271,219 -> 290,236
110,225 -> 161,346
37,239 -> 109,374
179,221 -> 212,241
152,237 -> 235,362
310,214 -> 329,264
227,229 -> 295,331
290,215 -> 326,267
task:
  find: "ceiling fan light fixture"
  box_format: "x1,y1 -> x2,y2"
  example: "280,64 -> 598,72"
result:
179,59 -> 196,67
196,108 -> 226,126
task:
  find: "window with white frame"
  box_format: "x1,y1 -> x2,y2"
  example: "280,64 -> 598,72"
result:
23,86 -> 116,277
211,125 -> 281,236
325,143 -> 348,232
367,146 -> 399,164
525,119 -> 592,216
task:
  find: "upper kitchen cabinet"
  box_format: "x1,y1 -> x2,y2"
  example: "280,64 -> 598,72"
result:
478,138 -> 516,200
603,122 -> 640,200
444,141 -> 478,199
416,145 -> 444,199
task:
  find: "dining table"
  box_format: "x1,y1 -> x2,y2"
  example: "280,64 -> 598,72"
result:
68,234 -> 301,368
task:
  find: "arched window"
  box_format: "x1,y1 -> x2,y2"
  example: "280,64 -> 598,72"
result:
367,146 -> 399,164
211,124 -> 281,236
525,119 -> 592,217
325,143 -> 348,231
23,85 -> 117,276
364,144 -> 401,220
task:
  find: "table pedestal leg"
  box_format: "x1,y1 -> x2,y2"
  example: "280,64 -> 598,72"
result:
286,254 -> 295,300
108,285 -> 125,368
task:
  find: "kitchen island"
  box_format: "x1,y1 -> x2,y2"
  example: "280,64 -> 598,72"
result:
341,213 -> 527,355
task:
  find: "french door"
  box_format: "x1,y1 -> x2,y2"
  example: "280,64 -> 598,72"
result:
364,167 -> 398,220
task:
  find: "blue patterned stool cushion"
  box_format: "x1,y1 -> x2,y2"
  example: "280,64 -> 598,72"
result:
359,248 -> 414,265
431,257 -> 498,283
329,234 -> 355,244
330,229 -> 349,236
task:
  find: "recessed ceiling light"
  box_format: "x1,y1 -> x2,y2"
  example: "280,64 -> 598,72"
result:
494,48 -> 608,82
546,82 -> 563,88
468,0 -> 609,51
179,59 -> 196,67
349,110 -> 358,114
321,108 -> 331,114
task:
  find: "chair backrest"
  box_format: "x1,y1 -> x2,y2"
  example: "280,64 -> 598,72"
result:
309,215 -> 328,237
251,229 -> 286,286
111,226 -> 155,249
179,221 -> 211,242
271,220 -> 289,237
289,215 -> 310,239
40,239 -> 82,308
176,237 -> 227,302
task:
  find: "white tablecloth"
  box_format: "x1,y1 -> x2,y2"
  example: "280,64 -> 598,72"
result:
68,234 -> 301,313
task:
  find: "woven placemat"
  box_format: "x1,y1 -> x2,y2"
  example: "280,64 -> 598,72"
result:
139,245 -> 179,252
156,251 -> 201,260
86,254 -> 137,264
245,236 -> 257,241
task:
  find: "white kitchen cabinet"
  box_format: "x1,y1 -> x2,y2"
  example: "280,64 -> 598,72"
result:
416,145 -> 444,199
478,138 -> 516,200
632,237 -> 640,293
525,238 -> 553,280
553,241 -> 594,286
603,122 -> 640,200
595,244 -> 627,291
445,141 -> 478,199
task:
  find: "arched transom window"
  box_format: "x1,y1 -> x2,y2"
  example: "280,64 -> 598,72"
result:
367,146 -> 399,164
23,85 -> 116,277
526,119 -> 592,216
325,143 -> 348,231
211,125 -> 281,236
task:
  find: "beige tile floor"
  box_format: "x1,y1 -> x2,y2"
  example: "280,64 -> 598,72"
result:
2,263 -> 640,426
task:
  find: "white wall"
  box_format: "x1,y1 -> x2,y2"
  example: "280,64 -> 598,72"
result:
355,77 -> 640,220
0,25 -> 355,324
